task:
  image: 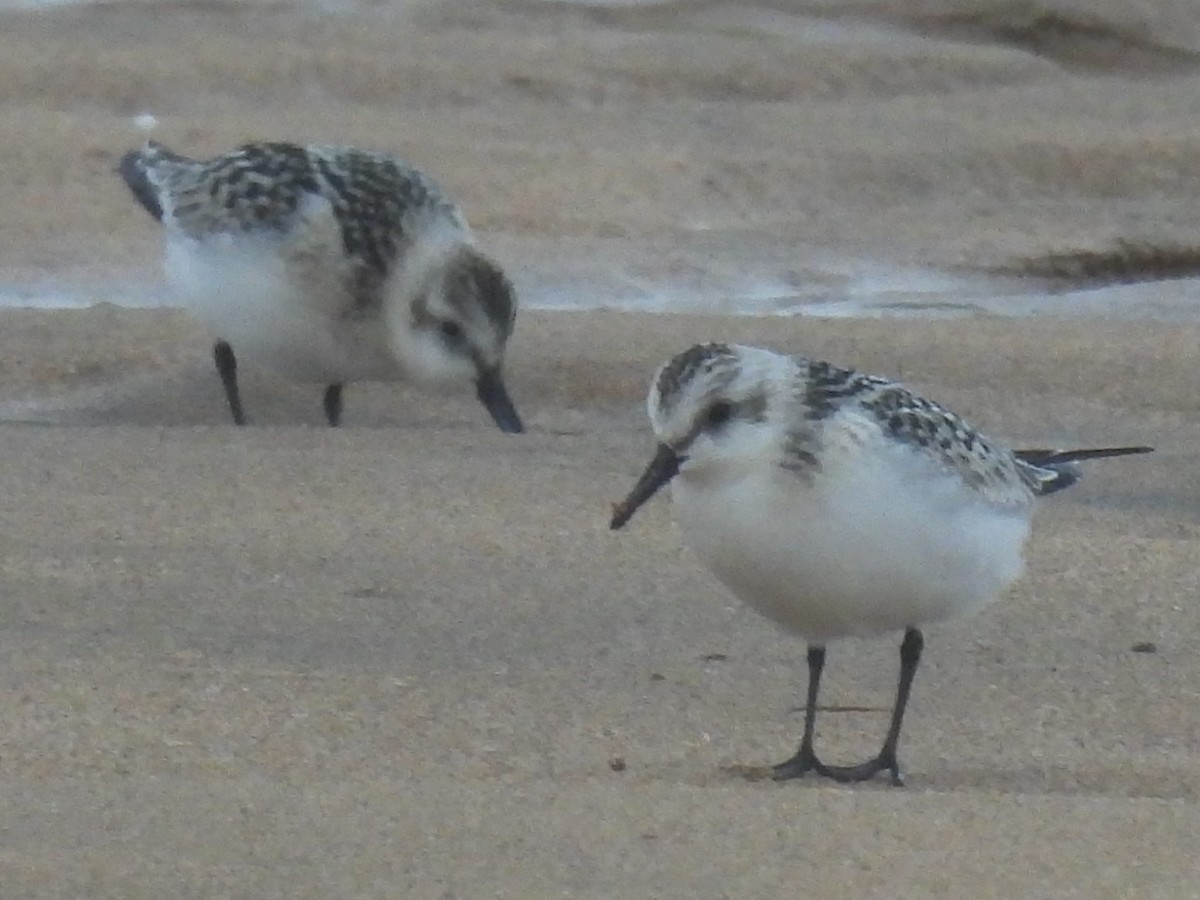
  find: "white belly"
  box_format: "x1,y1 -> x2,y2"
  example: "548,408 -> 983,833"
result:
164,228 -> 400,385
671,443 -> 1031,642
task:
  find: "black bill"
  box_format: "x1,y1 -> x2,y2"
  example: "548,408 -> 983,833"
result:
610,443 -> 682,529
475,366 -> 524,434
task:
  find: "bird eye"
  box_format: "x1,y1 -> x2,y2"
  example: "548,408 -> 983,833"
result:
439,321 -> 463,342
705,401 -> 733,428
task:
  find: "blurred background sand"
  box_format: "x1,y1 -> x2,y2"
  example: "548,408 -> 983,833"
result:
9,0 -> 1200,308
1,1 -> 1199,897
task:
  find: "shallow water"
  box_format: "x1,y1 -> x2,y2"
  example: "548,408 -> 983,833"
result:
3,251 -> 1198,323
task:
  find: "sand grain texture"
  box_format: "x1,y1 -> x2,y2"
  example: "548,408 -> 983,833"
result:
0,309 -> 1197,897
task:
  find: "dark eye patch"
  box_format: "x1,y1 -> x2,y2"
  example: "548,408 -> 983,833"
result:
440,321 -> 464,342
704,401 -> 733,429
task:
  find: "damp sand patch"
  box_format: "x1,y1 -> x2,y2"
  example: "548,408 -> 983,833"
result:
982,240 -> 1200,291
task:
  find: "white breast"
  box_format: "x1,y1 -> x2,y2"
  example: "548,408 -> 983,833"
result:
163,194 -> 401,384
670,435 -> 1032,642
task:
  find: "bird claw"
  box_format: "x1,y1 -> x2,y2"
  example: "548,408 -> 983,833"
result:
770,747 -> 822,781
814,753 -> 904,786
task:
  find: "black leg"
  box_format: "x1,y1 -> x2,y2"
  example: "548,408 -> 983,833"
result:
817,627 -> 924,786
213,340 -> 245,426
323,384 -> 343,427
773,644 -> 827,780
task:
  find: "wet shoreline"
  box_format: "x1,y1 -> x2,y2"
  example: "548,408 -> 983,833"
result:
5,252 -> 1198,322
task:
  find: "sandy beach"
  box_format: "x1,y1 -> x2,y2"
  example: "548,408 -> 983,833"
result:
1,0 -> 1200,896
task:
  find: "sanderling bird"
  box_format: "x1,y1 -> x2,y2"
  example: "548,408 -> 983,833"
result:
611,343 -> 1151,785
118,140 -> 523,431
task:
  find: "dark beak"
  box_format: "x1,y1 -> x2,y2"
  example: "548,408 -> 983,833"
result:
610,443 -> 682,529
475,366 -> 524,434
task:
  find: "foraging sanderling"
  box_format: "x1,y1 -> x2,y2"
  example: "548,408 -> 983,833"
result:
119,140 -> 523,431
611,343 -> 1151,785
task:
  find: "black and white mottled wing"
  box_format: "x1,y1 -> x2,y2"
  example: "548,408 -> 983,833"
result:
118,141 -> 467,276
784,358 -> 1054,505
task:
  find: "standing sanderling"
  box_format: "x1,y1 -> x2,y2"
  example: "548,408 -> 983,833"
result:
611,343 -> 1151,785
118,140 -> 523,431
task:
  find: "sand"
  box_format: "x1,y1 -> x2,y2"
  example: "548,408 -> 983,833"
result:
1,0 -> 1200,897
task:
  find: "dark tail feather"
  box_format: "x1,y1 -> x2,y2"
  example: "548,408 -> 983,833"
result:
1015,446 -> 1154,466
118,150 -> 164,221
117,141 -> 187,222
1016,445 -> 1153,496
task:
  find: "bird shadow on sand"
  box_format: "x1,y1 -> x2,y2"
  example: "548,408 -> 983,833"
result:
708,758 -> 1200,801
0,361 -> 502,431
623,750 -> 1199,801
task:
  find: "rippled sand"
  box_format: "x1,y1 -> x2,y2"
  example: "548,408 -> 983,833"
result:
5,0 -> 1200,303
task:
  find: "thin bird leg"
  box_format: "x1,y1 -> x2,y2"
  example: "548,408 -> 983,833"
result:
816,627 -> 924,786
213,340 -> 246,426
323,384 -> 344,427
772,644 -> 827,779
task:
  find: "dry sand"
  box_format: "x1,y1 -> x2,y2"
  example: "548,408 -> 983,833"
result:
2,309 -> 1198,897
1,0 -> 1200,897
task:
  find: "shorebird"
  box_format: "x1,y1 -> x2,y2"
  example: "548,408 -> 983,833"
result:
611,342 -> 1151,784
119,140 -> 523,431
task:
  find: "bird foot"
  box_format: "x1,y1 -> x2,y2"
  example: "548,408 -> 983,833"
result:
815,751 -> 904,786
771,746 -> 821,781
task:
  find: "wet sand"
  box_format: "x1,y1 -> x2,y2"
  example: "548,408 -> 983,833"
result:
1,0 -> 1200,896
8,0 -> 1200,299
